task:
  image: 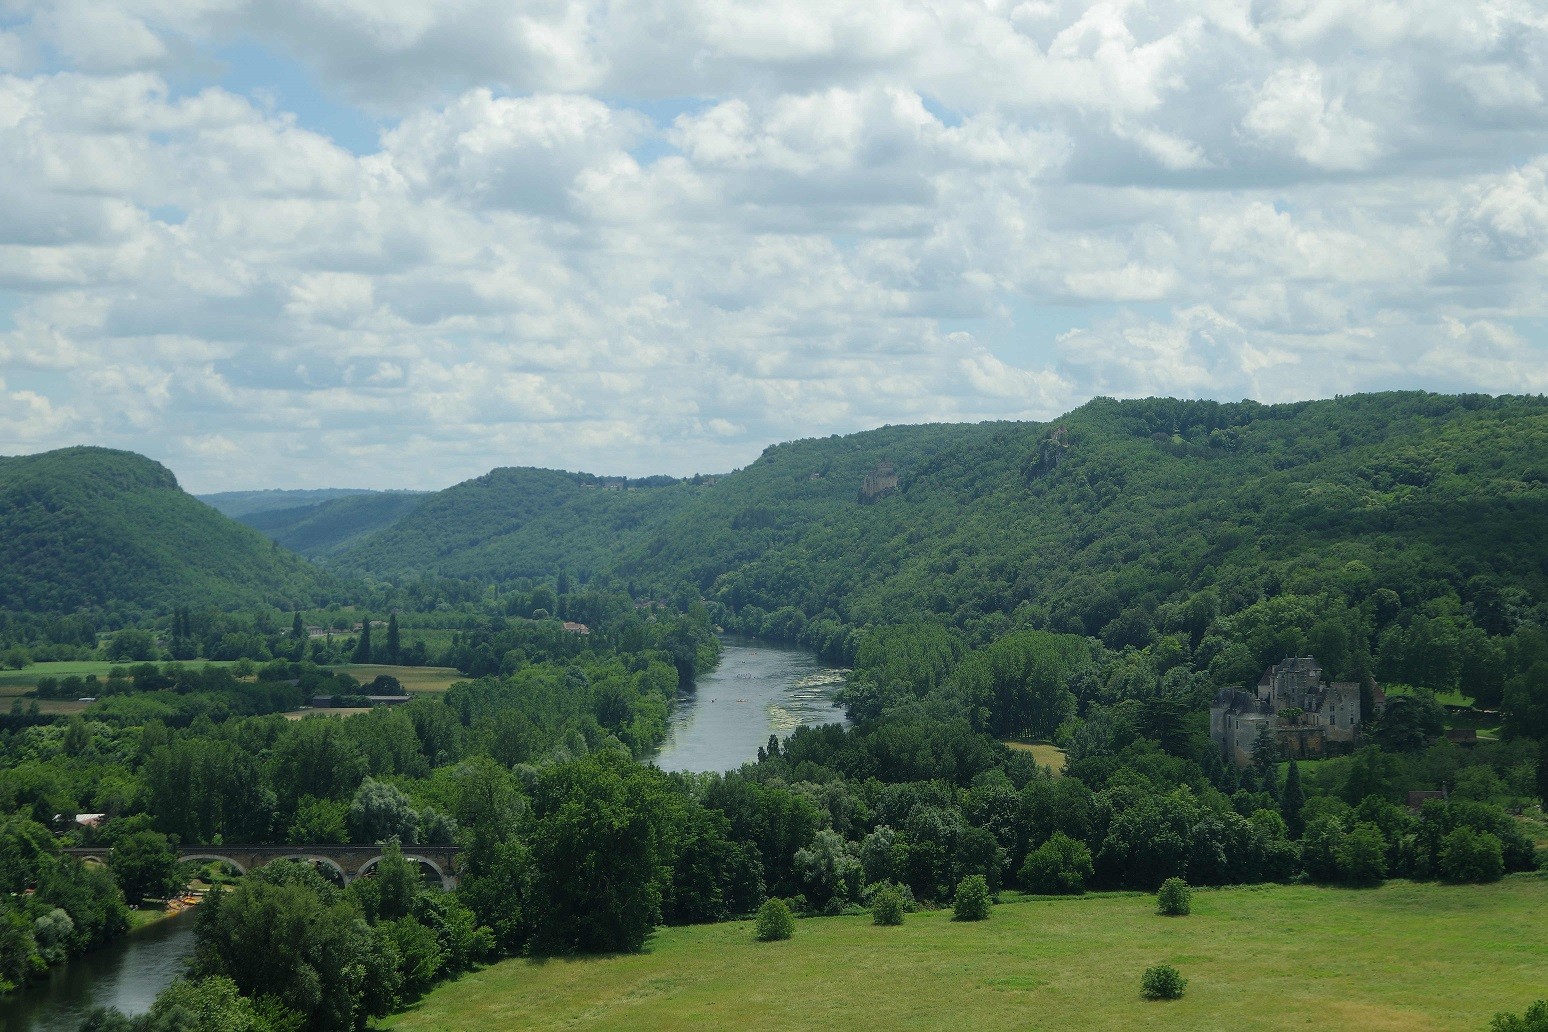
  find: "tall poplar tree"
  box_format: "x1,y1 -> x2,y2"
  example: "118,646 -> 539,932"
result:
1281,759 -> 1306,838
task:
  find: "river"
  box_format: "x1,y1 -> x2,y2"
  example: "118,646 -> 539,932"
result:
0,638 -> 845,1028
652,635 -> 849,773
0,911 -> 197,1032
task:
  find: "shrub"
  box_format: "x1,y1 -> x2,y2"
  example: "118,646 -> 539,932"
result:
871,884 -> 906,926
1336,822 -> 1388,886
1141,964 -> 1187,1000
1155,877 -> 1191,916
1019,832 -> 1093,895
951,874 -> 990,922
1491,999 -> 1548,1032
1439,827 -> 1505,884
754,898 -> 795,942
862,880 -> 917,912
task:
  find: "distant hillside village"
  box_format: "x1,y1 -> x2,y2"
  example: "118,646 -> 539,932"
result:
1211,656 -> 1387,766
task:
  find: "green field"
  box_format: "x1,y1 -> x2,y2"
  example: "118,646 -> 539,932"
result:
1003,741 -> 1068,773
1384,685 -> 1475,708
382,877 -> 1547,1032
1,661 -> 201,714
0,660 -> 465,698
0,660 -> 152,696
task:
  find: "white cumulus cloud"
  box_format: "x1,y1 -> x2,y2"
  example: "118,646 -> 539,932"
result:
0,0 -> 1542,489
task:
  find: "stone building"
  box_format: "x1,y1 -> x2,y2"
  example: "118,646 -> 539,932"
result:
1210,656 -> 1368,766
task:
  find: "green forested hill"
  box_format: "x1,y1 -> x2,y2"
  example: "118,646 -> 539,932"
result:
325,393 -> 1547,699
17,393 -> 1538,674
622,392 -> 1548,636
234,491 -> 428,558
331,393 -> 1546,624
0,447 -> 335,616
328,467 -> 703,581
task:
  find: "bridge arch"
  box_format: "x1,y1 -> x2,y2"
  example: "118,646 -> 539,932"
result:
181,854 -> 247,876
279,855 -> 349,886
355,853 -> 453,890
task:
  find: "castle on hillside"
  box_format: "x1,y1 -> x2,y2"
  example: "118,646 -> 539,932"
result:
1210,656 -> 1374,766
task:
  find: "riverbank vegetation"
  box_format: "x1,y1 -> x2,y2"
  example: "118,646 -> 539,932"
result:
0,588 -> 718,1007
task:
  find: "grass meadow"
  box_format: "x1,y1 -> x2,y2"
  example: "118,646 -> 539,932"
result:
381,876 -> 1547,1032
1002,741 -> 1068,773
334,664 -> 466,693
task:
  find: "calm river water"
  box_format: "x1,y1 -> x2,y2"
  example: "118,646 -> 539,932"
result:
652,635 -> 848,773
0,911 -> 196,1031
1,638 -> 844,1028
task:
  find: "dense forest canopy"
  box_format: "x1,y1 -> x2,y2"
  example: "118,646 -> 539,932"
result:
0,448 -> 337,619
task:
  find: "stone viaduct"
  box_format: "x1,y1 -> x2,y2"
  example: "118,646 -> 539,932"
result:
64,844 -> 460,889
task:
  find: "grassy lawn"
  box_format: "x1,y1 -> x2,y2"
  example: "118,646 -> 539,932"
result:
1385,685 -> 1475,708
1443,709 -> 1503,740
1521,808 -> 1548,851
126,907 -> 177,931
328,665 -> 466,693
1002,741 -> 1067,773
382,876 -> 1547,1032
1279,756 -> 1336,778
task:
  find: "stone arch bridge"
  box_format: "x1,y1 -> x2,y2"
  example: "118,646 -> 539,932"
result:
64,844 -> 460,890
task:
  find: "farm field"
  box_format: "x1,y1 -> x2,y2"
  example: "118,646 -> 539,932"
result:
0,660 -> 156,696
282,707 -> 374,720
381,876 -> 1548,1032
0,660 -> 465,698
330,664 -> 465,692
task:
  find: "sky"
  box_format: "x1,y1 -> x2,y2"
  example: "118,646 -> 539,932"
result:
0,1 -> 1545,492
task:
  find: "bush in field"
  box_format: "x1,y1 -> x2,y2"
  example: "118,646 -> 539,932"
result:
754,899 -> 794,942
951,875 -> 990,922
1490,999 -> 1548,1032
1439,827 -> 1504,883
1335,822 -> 1388,886
1156,877 -> 1191,916
1019,832 -> 1093,895
1141,964 -> 1187,1000
871,884 -> 906,926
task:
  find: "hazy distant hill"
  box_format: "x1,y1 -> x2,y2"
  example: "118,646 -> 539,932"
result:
199,487 -> 393,519
0,447 -> 333,616
236,492 -> 428,558
328,468 -> 700,581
